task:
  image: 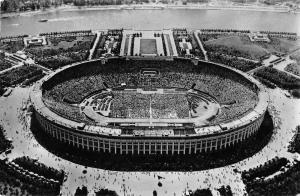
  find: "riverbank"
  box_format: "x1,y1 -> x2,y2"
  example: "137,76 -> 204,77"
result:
1,3 -> 298,19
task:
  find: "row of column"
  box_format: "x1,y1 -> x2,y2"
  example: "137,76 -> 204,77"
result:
36,112 -> 264,155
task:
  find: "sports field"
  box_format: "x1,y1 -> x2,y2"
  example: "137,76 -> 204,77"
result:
140,39 -> 157,54
110,91 -> 190,119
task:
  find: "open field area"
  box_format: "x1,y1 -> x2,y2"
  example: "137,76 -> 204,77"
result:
140,39 -> 157,54
202,34 -> 300,61
285,63 -> 300,77
203,35 -> 268,60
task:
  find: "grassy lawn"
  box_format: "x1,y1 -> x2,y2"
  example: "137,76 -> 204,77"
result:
290,49 -> 300,65
256,37 -> 300,54
140,39 -> 157,54
285,63 -> 300,77
204,35 -> 269,60
285,49 -> 300,76
203,35 -> 300,61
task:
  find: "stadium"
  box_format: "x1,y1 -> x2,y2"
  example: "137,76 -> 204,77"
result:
30,57 -> 269,155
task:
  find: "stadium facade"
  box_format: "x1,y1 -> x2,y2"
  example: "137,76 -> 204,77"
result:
30,56 -> 269,155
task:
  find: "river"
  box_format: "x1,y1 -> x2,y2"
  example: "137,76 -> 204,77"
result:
1,8 -> 300,36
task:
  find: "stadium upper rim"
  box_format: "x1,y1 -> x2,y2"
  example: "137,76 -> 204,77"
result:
30,57 -> 269,137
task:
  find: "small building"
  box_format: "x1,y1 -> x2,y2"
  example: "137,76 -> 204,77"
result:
24,36 -> 47,47
248,32 -> 270,42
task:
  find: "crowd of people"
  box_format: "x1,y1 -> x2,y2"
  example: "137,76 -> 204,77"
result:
43,98 -> 93,124
42,59 -> 258,124
109,92 -> 190,119
110,91 -> 150,119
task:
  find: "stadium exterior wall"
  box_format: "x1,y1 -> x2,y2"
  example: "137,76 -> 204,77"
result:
34,110 -> 265,155
30,57 -> 269,155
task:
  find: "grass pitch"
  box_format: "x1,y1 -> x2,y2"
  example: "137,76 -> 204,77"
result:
140,39 -> 157,54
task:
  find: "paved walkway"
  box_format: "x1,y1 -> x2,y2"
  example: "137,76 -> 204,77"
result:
31,63 -> 53,74
88,31 -> 102,60
0,63 -> 23,75
194,30 -> 208,61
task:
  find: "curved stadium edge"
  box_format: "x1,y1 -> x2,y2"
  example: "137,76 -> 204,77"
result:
30,57 -> 269,155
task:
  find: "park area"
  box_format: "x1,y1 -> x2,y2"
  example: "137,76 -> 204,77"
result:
285,50 -> 300,77
24,35 -> 95,70
0,39 -> 24,54
140,39 -> 157,55
201,34 -> 300,61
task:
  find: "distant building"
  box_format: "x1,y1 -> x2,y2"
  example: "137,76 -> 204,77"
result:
248,32 -> 270,42
24,36 -> 47,47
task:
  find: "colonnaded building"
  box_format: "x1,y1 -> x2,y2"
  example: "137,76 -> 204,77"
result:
30,29 -> 269,155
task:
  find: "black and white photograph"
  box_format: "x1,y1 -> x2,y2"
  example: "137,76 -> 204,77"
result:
0,0 -> 300,195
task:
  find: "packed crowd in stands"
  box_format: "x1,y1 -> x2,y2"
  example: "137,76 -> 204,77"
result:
43,98 -> 94,124
42,59 -> 258,124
